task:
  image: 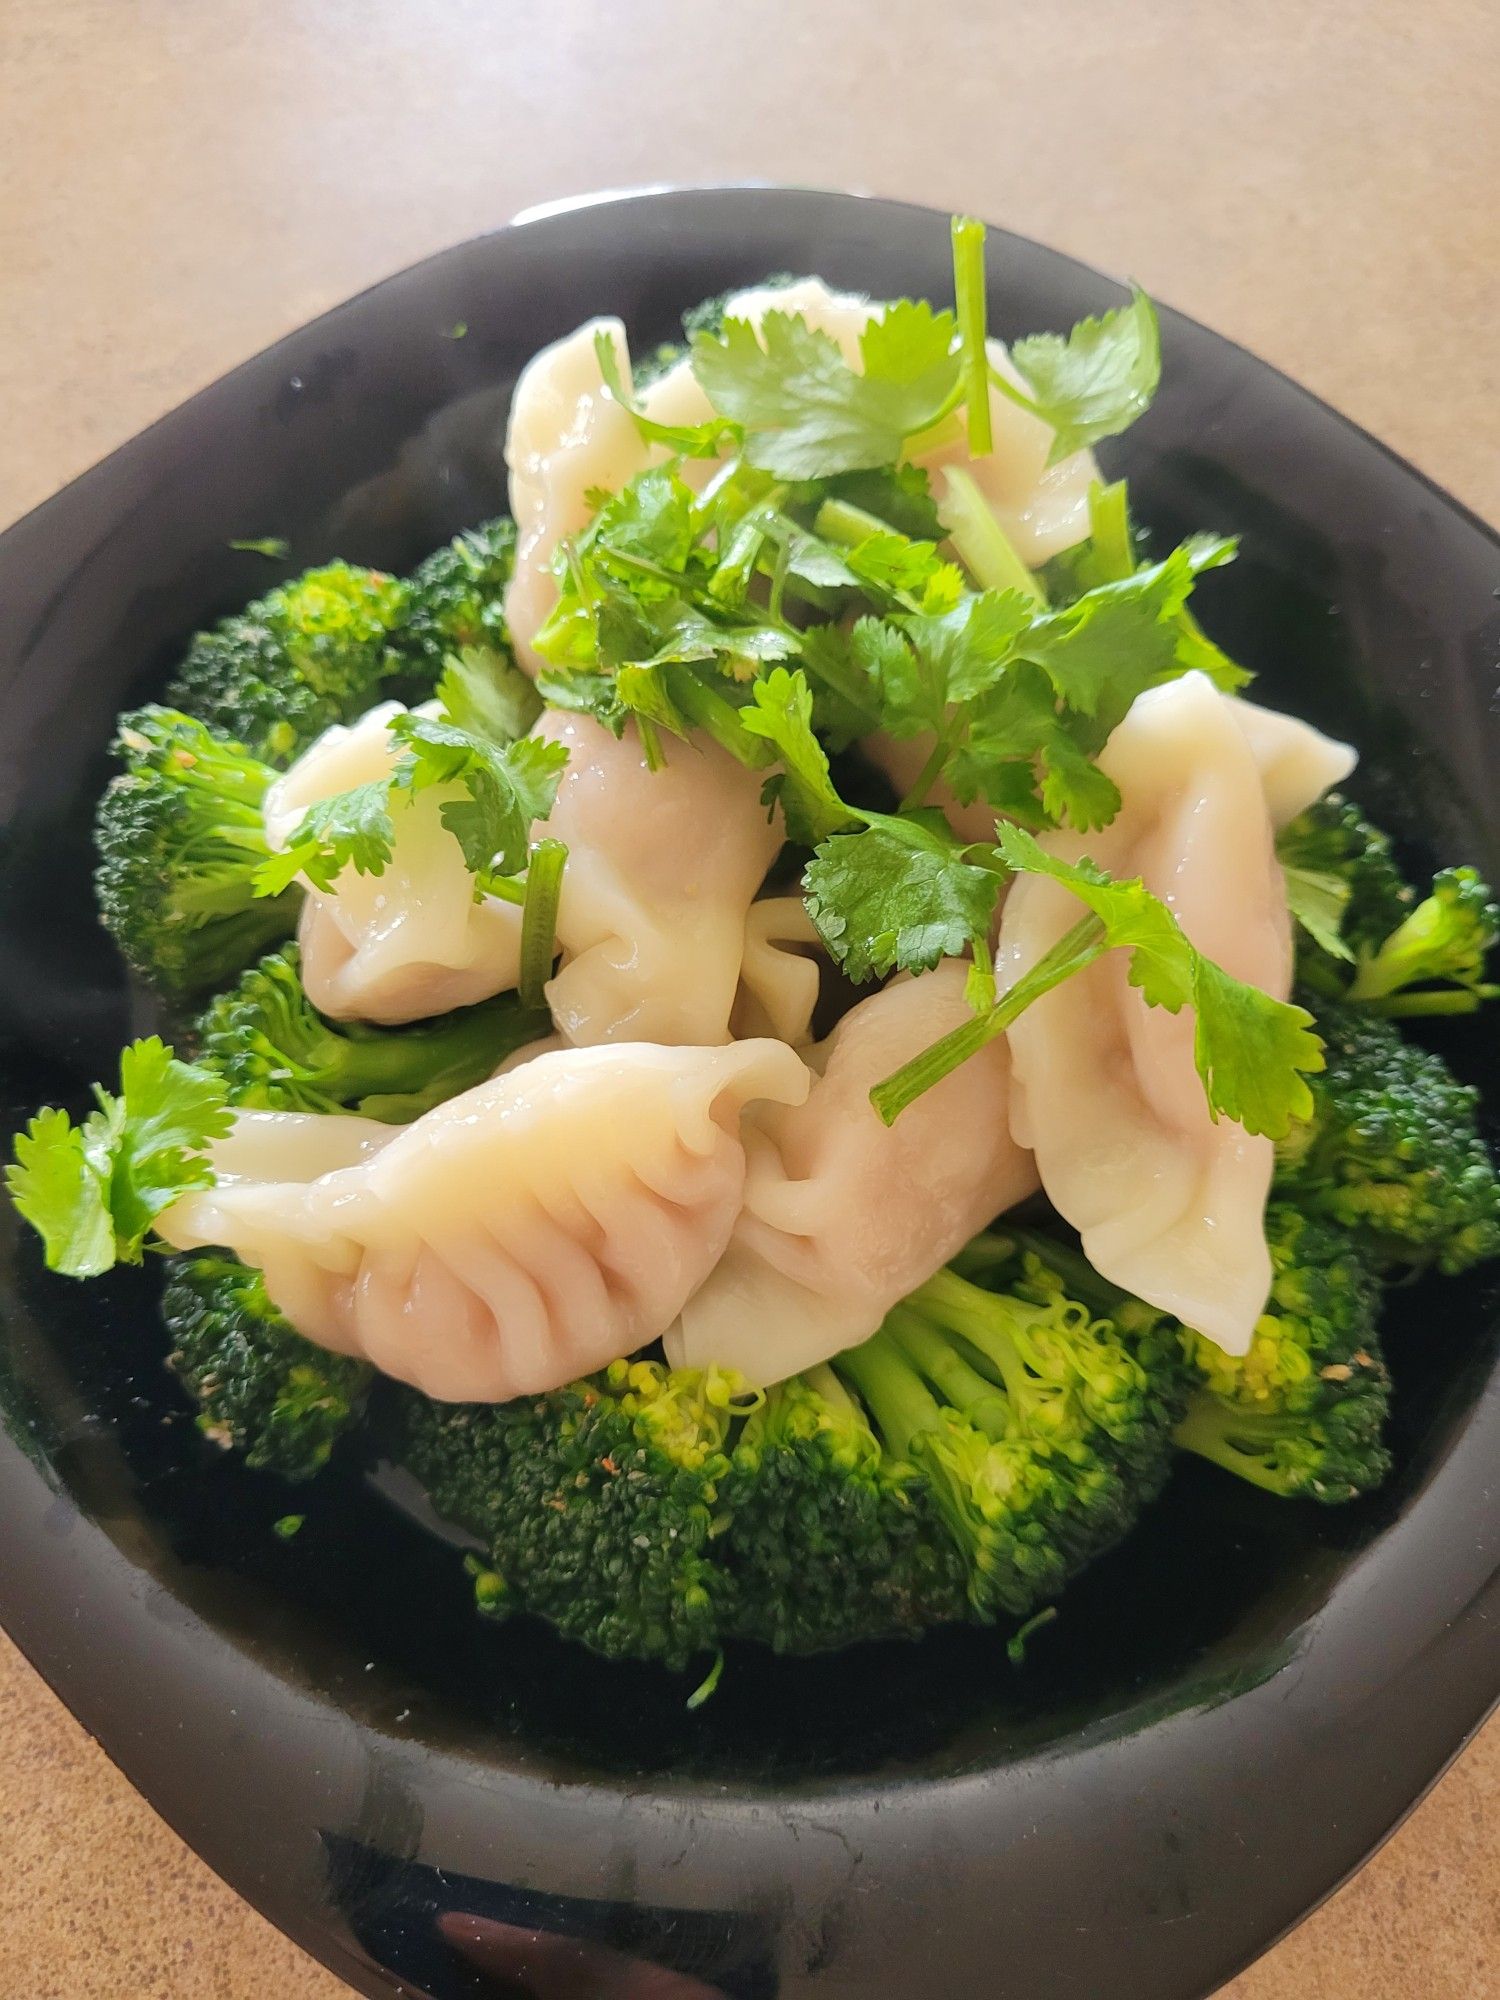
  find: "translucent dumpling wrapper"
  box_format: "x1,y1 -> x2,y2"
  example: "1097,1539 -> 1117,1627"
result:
264,702 -> 525,1026
503,280 -> 1101,673
728,895 -> 825,1047
537,709 -> 784,1047
995,674 -> 1350,1357
157,1038 -> 811,1403
1227,694 -> 1356,829
503,317 -> 648,676
666,960 -> 1039,1385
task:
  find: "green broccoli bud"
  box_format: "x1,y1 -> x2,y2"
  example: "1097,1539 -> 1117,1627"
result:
196,944 -> 550,1122
1173,1202 -> 1391,1502
1279,797 -> 1497,1015
399,1359 -> 758,1670
723,1365 -> 966,1653
835,1258 -> 1178,1623
1345,866 -> 1500,1014
1276,1003 -> 1500,1274
391,518 -> 542,747
162,1253 -> 370,1480
94,706 -> 301,999
165,560 -> 409,765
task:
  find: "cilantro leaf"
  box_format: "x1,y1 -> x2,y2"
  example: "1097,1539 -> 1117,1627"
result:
592,327 -> 740,457
796,623 -> 883,746
1281,863 -> 1354,963
257,779 -> 396,896
826,463 -> 944,540
437,644 -> 542,745
804,813 -> 1002,981
992,825 -> 1322,1136
871,825 -> 1322,1135
7,1038 -> 231,1277
6,1108 -> 114,1279
261,711 -> 568,898
904,589 -> 1036,710
391,712 -> 568,882
739,667 -> 856,844
102,1038 -> 233,1249
690,306 -> 960,479
1003,285 -> 1162,464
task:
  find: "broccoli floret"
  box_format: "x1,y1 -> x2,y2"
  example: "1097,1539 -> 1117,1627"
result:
165,560 -> 409,765
1173,1202 -> 1391,1502
395,520 -> 540,743
1279,797 -> 1497,1015
722,1365 -> 966,1653
162,1253 -> 371,1480
1346,866 -> 1500,1014
1276,1003 -> 1500,1273
196,944 -> 549,1122
94,706 -> 300,999
1279,794 -> 1412,978
400,1360 -> 755,1669
834,1257 -> 1179,1622
680,272 -> 802,345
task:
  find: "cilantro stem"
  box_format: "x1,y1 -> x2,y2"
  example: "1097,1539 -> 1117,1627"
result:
965,934 -> 997,1012
901,407 -> 966,458
870,914 -> 1105,1124
986,361 -> 1047,423
938,467 -> 1045,603
637,719 -> 666,771
1360,987 -> 1498,1019
796,638 -> 882,737
897,735 -> 952,813
518,838 -> 567,1009
812,497 -> 900,548
951,216 -> 993,458
669,670 -> 776,769
1087,479 -> 1135,583
686,1649 -> 726,1710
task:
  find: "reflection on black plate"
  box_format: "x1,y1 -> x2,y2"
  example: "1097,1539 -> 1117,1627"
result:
2,187 -> 1499,2000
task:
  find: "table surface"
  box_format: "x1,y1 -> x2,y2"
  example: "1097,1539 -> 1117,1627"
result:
2,2 -> 1498,1996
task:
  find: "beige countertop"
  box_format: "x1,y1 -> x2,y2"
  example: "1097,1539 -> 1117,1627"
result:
2,2 -> 1498,1994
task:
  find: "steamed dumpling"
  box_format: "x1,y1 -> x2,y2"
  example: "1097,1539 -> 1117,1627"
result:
265,703 -> 525,1025
666,961 -> 1039,1385
158,1039 -> 811,1403
538,709 -> 784,1046
503,318 -> 648,674
995,673 -> 1346,1356
504,279 -> 1100,674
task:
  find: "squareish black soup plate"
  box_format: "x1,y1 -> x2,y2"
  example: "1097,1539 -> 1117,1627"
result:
2,186 -> 1499,2000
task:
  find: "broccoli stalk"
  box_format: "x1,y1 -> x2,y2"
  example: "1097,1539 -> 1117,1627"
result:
1275,1004 -> 1500,1273
95,707 -> 301,999
196,945 -> 550,1121
166,560 -> 410,765
162,1253 -> 371,1480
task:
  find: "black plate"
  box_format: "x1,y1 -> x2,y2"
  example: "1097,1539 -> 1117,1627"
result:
2,186 -> 1499,2000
